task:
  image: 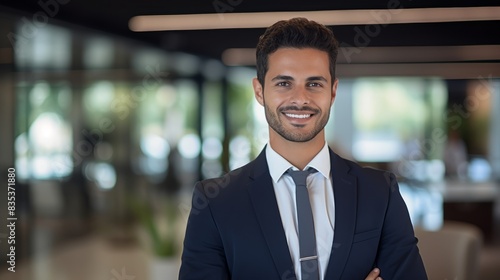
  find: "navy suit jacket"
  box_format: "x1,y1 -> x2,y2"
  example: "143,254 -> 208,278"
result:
179,148 -> 427,279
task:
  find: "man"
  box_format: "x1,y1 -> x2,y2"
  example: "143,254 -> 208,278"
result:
179,18 -> 427,280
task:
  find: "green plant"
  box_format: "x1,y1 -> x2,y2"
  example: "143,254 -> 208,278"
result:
128,196 -> 178,257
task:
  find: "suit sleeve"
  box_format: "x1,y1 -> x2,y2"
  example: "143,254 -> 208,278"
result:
376,173 -> 428,279
179,182 -> 230,280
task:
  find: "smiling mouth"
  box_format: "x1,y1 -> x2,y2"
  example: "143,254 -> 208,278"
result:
284,113 -> 312,119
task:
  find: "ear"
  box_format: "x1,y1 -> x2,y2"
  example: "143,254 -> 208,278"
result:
253,78 -> 264,106
330,78 -> 338,106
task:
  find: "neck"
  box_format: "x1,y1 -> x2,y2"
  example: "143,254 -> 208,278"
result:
269,132 -> 325,170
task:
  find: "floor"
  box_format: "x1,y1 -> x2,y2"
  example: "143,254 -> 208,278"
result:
0,233 -> 177,280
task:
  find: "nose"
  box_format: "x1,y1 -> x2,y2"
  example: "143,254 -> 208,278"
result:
290,87 -> 310,105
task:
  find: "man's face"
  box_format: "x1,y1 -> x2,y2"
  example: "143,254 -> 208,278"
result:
253,47 -> 338,143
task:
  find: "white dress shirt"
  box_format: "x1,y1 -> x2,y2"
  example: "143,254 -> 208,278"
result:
266,142 -> 335,280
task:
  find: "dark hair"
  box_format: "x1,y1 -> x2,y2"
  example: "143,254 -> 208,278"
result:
256,17 -> 339,86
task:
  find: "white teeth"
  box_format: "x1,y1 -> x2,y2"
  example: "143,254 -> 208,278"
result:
285,113 -> 311,119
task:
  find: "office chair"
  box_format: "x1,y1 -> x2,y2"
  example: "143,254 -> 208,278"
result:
415,221 -> 483,280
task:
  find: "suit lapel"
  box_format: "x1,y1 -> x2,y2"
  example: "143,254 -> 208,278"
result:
324,150 -> 358,280
247,149 -> 297,279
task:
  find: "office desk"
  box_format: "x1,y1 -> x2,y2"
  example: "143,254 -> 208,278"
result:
432,180 -> 500,241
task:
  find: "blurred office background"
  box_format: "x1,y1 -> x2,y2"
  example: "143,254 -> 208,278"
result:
0,1 -> 500,279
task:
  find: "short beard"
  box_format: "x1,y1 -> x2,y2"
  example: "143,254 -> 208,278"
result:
264,102 -> 329,143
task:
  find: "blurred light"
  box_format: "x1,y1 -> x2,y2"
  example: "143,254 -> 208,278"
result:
30,82 -> 50,107
227,66 -> 256,86
15,133 -> 29,155
15,157 -> 29,180
400,160 -> 446,182
156,85 -> 177,107
130,7 -> 500,31
85,162 -> 117,190
84,163 -> 94,181
230,135 -> 251,158
52,155 -> 73,177
352,134 -> 403,162
83,36 -> 114,69
139,156 -> 168,175
413,161 -> 428,182
253,100 -> 267,123
29,112 -> 71,152
16,24 -> 71,69
254,127 -> 269,151
31,156 -> 53,179
202,137 -> 223,160
229,135 -> 251,170
24,111 -> 73,179
83,81 -> 115,112
468,157 -> 492,182
93,163 -> 117,190
426,160 -> 445,182
178,134 -> 201,159
400,183 -> 443,230
141,134 -> 170,159
29,155 -> 73,180
202,160 -> 223,179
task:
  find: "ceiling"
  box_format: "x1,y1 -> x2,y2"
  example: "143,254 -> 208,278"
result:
1,0 -> 500,64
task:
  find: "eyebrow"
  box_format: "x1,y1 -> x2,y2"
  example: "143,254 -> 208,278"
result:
271,75 -> 294,81
270,75 -> 328,82
306,76 -> 328,83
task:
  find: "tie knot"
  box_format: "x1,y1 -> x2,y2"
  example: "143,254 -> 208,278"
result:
287,168 -> 317,187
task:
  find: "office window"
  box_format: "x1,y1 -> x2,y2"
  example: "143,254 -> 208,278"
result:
14,23 -> 71,70
15,81 -> 73,180
227,67 -> 262,170
131,79 -> 199,190
352,78 -> 447,164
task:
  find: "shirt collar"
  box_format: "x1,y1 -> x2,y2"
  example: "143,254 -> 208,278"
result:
266,142 -> 331,183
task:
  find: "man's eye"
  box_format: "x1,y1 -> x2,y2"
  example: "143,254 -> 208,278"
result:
308,82 -> 322,87
276,82 -> 290,87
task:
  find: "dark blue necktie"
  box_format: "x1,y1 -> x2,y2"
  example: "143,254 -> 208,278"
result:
287,168 -> 319,280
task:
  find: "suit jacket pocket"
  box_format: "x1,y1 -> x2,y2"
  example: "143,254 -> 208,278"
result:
353,229 -> 380,243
